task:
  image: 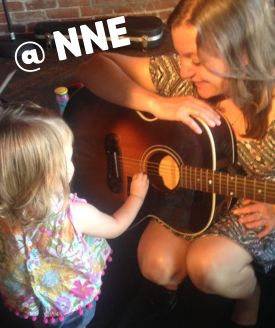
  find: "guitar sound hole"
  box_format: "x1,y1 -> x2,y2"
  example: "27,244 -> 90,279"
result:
159,155 -> 180,190
146,153 -> 180,192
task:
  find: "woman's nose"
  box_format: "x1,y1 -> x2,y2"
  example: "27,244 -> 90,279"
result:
180,62 -> 196,79
179,56 -> 200,80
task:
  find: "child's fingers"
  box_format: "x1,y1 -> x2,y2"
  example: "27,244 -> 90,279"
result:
133,172 -> 148,181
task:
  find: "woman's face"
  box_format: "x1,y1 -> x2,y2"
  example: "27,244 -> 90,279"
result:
172,23 -> 228,99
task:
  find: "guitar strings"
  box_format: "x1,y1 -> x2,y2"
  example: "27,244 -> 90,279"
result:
119,155 -> 273,183
117,156 -> 275,196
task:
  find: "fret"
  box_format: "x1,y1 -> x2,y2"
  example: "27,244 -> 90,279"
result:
229,176 -> 234,196
226,174 -> 229,196
212,169 -> 214,193
194,168 -> 197,191
206,169 -> 209,192
180,164 -> 183,187
189,166 -> 192,190
244,176 -> 247,199
187,166 -> 188,188
178,165 -> 274,204
219,171 -> 222,195
178,164 -> 275,204
257,186 -> 263,200
264,180 -> 267,202
200,168 -> 202,191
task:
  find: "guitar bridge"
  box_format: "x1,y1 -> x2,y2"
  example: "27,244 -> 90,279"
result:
105,133 -> 122,193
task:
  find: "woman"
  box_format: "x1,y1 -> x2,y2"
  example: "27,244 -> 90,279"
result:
77,0 -> 275,326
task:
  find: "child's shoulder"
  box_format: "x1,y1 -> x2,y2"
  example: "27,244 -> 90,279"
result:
69,193 -> 87,205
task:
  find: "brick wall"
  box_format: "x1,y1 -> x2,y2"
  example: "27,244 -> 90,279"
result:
0,0 -> 179,36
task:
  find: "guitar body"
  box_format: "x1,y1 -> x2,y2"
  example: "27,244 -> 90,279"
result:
64,87 -> 236,236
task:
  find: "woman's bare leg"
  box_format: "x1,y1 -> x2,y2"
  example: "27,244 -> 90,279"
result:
186,235 -> 259,325
138,220 -> 190,290
231,283 -> 260,325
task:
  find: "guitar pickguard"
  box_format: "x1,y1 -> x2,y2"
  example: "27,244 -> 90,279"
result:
105,133 -> 122,193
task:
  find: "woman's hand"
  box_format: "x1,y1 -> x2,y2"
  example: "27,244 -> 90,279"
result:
151,95 -> 221,134
233,199 -> 275,238
130,172 -> 149,201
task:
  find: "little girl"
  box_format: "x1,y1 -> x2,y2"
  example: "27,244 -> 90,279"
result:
0,102 -> 149,327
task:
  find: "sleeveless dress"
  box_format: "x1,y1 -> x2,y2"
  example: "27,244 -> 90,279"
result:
0,194 -> 112,324
149,54 -> 275,273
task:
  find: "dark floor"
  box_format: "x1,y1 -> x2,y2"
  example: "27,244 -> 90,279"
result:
1,30 -> 275,328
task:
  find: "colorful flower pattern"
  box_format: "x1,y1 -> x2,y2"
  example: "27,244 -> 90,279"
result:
0,194 -> 112,318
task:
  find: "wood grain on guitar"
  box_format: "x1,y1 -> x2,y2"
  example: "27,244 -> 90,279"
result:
64,88 -> 275,237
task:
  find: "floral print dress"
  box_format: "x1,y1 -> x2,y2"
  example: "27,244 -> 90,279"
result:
0,194 -> 112,323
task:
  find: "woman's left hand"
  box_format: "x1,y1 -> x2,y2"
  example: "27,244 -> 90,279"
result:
233,199 -> 275,238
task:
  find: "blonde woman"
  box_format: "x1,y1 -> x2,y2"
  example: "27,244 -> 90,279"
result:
77,0 -> 275,327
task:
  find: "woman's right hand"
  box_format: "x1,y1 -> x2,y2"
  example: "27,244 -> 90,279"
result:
151,95 -> 221,134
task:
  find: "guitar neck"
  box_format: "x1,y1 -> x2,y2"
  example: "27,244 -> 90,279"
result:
180,166 -> 275,204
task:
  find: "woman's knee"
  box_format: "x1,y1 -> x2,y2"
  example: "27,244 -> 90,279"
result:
137,221 -> 189,286
138,251 -> 179,286
186,238 -> 236,294
186,237 -> 256,296
186,244 -> 220,293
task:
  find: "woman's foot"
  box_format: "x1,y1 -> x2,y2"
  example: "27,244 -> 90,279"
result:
230,284 -> 261,326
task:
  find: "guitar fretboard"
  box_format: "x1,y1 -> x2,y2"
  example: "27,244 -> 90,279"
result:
180,166 -> 275,204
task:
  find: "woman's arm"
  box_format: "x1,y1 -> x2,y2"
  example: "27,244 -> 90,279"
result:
77,52 -> 221,134
71,173 -> 149,238
77,52 -> 157,112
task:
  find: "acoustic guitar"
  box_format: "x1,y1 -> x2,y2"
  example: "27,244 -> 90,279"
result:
64,87 -> 275,237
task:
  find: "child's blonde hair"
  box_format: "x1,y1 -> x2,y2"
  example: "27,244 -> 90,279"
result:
0,102 -> 73,226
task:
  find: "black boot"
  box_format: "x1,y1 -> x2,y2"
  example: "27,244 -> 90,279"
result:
114,279 -> 182,328
226,320 -> 258,328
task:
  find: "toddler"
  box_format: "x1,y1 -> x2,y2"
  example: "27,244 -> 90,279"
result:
0,102 -> 149,327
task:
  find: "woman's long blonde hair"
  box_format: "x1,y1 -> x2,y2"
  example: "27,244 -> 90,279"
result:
0,102 -> 73,226
169,0 -> 275,139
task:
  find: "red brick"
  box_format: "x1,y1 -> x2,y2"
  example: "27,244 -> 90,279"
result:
11,11 -> 46,23
92,0 -> 120,4
46,8 -> 80,19
0,12 -> 5,24
146,0 -> 178,11
113,7 -> 142,14
58,0 -> 89,7
25,0 -> 57,11
80,6 -> 109,18
0,0 -> 177,37
0,2 -> 25,13
0,24 -> 8,34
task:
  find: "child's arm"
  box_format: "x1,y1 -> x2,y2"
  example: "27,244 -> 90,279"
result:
71,173 -> 149,238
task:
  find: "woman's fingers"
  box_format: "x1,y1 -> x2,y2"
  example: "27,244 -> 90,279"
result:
183,96 -> 221,125
233,200 -> 275,238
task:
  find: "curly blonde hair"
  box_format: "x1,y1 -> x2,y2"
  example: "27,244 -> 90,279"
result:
0,102 -> 73,226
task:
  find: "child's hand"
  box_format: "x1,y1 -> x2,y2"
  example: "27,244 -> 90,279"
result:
130,172 -> 149,201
